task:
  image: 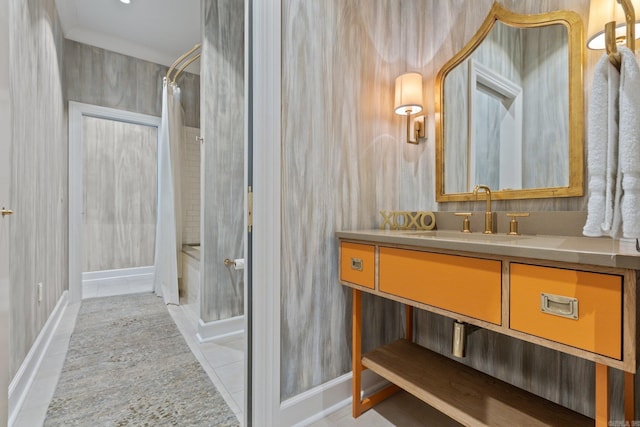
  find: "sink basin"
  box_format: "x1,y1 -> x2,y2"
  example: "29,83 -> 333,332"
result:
399,230 -> 531,243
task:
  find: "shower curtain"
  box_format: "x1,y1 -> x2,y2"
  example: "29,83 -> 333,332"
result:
153,77 -> 183,305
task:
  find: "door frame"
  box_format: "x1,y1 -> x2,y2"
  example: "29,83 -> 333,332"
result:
0,0 -> 11,423
249,0 -> 282,424
68,102 -> 161,303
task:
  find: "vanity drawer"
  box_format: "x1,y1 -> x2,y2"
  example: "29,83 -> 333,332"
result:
379,247 -> 502,324
340,242 -> 375,289
510,263 -> 622,359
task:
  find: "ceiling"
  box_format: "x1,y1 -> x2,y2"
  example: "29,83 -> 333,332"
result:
55,0 -> 201,73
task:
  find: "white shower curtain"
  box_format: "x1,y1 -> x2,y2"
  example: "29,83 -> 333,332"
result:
153,77 -> 183,305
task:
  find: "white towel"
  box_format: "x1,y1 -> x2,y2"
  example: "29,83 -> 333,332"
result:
583,54 -> 620,237
618,47 -> 640,239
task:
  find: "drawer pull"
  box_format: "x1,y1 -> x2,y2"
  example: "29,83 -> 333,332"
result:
540,293 -> 578,320
351,258 -> 363,271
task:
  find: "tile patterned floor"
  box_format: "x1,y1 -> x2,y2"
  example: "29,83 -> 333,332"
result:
168,301 -> 245,422
12,290 -> 245,427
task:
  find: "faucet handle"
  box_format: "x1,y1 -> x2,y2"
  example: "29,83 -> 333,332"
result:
506,212 -> 529,235
454,212 -> 472,233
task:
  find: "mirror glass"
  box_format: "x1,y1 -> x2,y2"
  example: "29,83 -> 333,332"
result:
435,4 -> 584,202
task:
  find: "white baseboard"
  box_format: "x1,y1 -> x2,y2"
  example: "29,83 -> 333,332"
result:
196,315 -> 244,342
8,291 -> 68,426
82,266 -> 153,282
280,369 -> 389,427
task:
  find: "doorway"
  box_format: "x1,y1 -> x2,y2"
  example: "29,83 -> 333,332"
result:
68,102 -> 161,303
81,115 -> 158,296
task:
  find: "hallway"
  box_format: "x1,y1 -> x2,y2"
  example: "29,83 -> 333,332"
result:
11,290 -> 245,426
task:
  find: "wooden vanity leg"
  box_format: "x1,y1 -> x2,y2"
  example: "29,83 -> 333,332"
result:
405,305 -> 413,341
624,371 -> 634,423
352,288 -> 401,418
595,363 -> 609,427
352,289 -> 363,418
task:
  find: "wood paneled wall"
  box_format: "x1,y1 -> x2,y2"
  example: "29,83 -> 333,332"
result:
82,117 -> 157,272
9,0 -> 67,379
200,0 -> 245,322
281,0 -> 410,400
65,40 -> 201,129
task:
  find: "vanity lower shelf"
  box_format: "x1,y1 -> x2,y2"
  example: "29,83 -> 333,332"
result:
363,339 -> 592,426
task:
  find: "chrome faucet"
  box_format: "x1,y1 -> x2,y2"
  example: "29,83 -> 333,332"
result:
473,185 -> 493,234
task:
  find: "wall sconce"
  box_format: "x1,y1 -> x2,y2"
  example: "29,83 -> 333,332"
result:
587,0 -> 639,50
394,72 -> 426,145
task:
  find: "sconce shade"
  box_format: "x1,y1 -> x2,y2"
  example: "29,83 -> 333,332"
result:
587,0 -> 640,49
394,72 -> 423,115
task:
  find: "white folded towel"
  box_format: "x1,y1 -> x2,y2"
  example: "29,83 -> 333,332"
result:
583,54 -> 620,237
618,47 -> 640,239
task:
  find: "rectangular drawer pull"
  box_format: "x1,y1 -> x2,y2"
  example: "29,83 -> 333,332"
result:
540,293 -> 578,320
351,258 -> 363,271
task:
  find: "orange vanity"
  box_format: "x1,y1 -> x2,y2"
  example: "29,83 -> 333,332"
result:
337,230 -> 640,426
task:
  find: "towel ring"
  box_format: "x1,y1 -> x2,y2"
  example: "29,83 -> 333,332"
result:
605,0 -> 636,69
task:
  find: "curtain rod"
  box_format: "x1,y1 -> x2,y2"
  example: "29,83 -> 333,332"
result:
166,43 -> 201,82
172,53 -> 201,83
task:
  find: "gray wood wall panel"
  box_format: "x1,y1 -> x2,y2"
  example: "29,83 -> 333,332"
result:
9,0 -> 67,379
280,0 -> 626,418
64,40 -> 201,128
200,0 -> 244,322
82,117 -> 157,272
281,0 -> 408,400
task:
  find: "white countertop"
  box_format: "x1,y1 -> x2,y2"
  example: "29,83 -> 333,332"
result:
336,229 -> 640,269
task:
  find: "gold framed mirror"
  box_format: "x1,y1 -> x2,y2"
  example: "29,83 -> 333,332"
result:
435,3 -> 584,202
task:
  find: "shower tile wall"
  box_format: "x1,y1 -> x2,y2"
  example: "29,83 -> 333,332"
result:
280,0 -> 624,418
64,40 -> 200,129
200,0 -> 244,322
9,0 -> 67,379
82,116 -> 158,272
182,126 -> 201,245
